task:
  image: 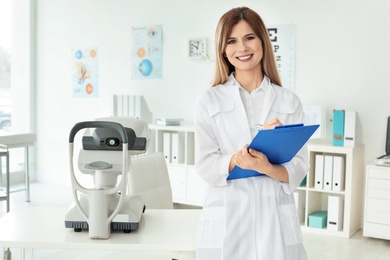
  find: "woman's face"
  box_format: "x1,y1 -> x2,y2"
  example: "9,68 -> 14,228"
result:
224,20 -> 263,73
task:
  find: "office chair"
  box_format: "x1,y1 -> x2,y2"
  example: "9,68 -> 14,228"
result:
128,152 -> 195,260
128,152 -> 174,209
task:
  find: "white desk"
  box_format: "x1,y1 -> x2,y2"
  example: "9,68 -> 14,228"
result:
0,132 -> 36,203
0,207 -> 200,259
0,145 -> 9,212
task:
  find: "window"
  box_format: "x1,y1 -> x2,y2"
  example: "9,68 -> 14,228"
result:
0,0 -> 12,132
0,0 -> 35,178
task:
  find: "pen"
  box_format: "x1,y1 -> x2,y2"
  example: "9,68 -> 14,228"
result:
254,124 -> 263,131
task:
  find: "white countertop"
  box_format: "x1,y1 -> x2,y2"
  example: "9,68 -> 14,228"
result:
0,206 -> 200,252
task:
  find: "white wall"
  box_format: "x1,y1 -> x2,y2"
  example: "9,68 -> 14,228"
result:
34,0 -> 390,184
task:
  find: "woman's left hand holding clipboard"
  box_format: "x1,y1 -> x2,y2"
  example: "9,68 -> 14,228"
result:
229,118 -> 283,173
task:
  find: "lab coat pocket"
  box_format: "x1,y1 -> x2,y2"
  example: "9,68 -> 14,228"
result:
278,204 -> 303,246
196,207 -> 226,249
207,101 -> 234,117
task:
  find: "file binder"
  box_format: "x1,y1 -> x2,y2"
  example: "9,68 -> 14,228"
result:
163,132 -> 171,163
323,155 -> 333,191
227,124 -> 320,180
314,154 -> 325,190
171,132 -> 184,164
128,95 -> 135,118
344,111 -> 356,147
134,95 -> 141,119
332,155 -> 345,191
333,109 -> 345,146
327,195 -> 344,231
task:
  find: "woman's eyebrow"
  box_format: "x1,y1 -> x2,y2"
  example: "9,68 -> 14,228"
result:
228,33 -> 256,39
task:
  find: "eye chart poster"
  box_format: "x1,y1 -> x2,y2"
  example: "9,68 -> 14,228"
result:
72,48 -> 99,97
131,25 -> 163,80
267,25 -> 296,92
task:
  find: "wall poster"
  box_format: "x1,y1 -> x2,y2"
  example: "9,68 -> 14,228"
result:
72,48 -> 99,97
131,25 -> 163,80
267,24 -> 296,91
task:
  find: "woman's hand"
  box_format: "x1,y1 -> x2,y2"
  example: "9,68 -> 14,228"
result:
247,148 -> 273,174
228,118 -> 289,182
249,148 -> 289,183
229,148 -> 289,182
262,118 -> 283,130
229,144 -> 272,174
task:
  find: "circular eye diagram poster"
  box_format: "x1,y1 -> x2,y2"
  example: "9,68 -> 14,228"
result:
131,25 -> 162,80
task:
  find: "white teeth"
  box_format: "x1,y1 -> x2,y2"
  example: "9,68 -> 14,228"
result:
238,55 -> 251,60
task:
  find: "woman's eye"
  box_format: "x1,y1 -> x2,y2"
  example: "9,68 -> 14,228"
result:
227,39 -> 236,44
246,36 -> 255,41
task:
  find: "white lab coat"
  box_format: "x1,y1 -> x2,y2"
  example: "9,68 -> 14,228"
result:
194,74 -> 309,260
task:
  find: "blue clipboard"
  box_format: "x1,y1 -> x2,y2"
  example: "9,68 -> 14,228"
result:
227,124 -> 320,180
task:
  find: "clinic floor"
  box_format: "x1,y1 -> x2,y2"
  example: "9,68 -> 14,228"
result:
1,183 -> 390,260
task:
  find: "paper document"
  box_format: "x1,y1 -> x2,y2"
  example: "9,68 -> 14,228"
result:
227,124 -> 320,180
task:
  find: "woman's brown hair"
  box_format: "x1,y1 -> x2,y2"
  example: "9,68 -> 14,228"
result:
212,7 -> 282,87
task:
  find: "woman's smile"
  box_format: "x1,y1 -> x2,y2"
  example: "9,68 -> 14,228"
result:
237,54 -> 253,61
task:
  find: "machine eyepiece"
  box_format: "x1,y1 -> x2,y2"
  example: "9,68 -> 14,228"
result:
106,137 -> 120,147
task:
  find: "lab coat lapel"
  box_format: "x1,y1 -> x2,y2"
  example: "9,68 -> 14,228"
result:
260,78 -> 277,125
221,76 -> 253,145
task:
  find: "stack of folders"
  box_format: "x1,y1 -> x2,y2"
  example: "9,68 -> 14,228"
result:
113,95 -> 153,123
314,154 -> 345,192
314,154 -> 345,231
156,118 -> 184,126
332,109 -> 357,147
162,132 -> 184,164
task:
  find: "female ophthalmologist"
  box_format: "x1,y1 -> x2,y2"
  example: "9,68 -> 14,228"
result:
194,6 -> 309,260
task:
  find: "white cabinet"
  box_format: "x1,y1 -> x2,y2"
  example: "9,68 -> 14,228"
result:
363,164 -> 390,240
148,124 -> 207,206
297,140 -> 365,238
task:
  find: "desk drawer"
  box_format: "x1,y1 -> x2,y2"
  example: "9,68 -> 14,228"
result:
367,188 -> 390,200
366,198 -> 390,224
367,178 -> 390,190
368,167 -> 390,180
366,210 -> 390,225
364,222 -> 390,240
366,198 -> 390,212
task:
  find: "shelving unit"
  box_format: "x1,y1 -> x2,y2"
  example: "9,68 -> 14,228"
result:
297,140 -> 365,238
363,164 -> 390,240
148,124 -> 207,206
148,126 -> 366,233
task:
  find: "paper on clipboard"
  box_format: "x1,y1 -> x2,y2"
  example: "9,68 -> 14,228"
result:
227,124 -> 320,180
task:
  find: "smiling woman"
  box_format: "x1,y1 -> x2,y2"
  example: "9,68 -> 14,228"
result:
195,6 -> 309,260
224,21 -> 264,92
